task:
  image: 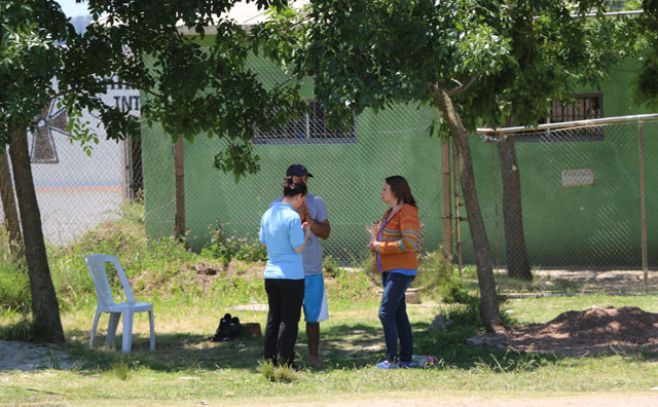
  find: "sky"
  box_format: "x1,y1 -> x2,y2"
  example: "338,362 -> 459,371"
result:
56,0 -> 90,17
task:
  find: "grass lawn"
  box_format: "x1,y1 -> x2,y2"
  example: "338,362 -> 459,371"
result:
2,293 -> 658,406
2,204 -> 658,405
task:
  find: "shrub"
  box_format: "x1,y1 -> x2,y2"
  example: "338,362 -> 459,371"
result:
0,229 -> 30,313
441,275 -> 475,304
201,221 -> 265,267
0,261 -> 30,313
322,255 -> 340,277
359,250 -> 380,286
416,250 -> 454,293
201,221 -> 236,269
234,237 -> 267,263
326,266 -> 377,301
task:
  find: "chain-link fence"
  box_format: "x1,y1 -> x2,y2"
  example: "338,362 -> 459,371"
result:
142,102 -> 442,264
0,81 -> 142,247
4,99 -> 658,293
0,136 -> 141,247
474,115 -> 658,289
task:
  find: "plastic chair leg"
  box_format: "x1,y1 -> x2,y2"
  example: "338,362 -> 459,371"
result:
121,311 -> 133,354
89,309 -> 102,349
106,312 -> 121,347
148,310 -> 155,352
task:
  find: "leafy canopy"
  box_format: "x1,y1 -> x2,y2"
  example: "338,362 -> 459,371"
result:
263,0 -> 637,129
1,0 -> 304,177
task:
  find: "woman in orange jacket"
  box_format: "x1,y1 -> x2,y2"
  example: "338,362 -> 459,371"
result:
369,175 -> 421,369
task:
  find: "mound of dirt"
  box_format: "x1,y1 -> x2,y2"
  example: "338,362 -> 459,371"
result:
508,306 -> 658,356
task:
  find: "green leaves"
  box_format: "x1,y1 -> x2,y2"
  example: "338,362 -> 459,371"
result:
265,0 -> 645,131
213,142 -> 261,182
1,0 -> 310,178
1,3 -> 60,140
65,105 -> 98,157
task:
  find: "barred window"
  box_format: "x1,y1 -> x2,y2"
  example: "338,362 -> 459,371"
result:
549,94 -> 602,123
254,101 -> 356,144
516,94 -> 604,142
606,1 -> 629,11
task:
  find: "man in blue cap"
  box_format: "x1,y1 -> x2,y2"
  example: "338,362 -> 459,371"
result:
275,164 -> 330,367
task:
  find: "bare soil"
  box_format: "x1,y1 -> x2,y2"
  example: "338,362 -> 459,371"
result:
0,340 -> 76,371
509,268 -> 658,293
474,306 -> 658,356
265,393 -> 658,407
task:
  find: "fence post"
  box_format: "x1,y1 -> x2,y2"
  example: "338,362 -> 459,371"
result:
452,143 -> 464,276
441,141 -> 453,261
638,121 -> 649,289
124,136 -> 134,200
174,136 -> 185,240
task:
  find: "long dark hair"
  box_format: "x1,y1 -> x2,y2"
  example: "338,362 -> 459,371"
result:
282,176 -> 308,197
385,175 -> 417,207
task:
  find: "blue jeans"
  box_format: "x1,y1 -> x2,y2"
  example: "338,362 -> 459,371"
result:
379,272 -> 415,363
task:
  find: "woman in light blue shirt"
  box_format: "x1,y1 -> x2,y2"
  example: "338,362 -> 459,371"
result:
259,177 -> 309,367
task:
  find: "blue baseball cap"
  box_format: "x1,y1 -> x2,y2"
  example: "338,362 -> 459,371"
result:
286,164 -> 313,177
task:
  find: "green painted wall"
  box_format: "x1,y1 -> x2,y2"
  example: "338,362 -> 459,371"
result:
142,58 -> 658,266
179,102 -> 442,258
463,60 -> 658,267
142,56 -> 442,260
142,121 -> 176,239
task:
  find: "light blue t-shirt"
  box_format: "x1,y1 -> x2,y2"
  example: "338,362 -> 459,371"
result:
259,202 -> 305,280
273,193 -> 328,276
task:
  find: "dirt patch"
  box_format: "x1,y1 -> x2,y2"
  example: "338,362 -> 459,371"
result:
191,260 -> 264,293
264,394 -> 658,407
520,269 -> 658,293
470,306 -> 658,356
133,260 -> 264,294
0,340 -> 76,371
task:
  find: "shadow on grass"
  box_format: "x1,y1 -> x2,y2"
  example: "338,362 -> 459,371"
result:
4,317 -> 658,375
0,322 -> 564,374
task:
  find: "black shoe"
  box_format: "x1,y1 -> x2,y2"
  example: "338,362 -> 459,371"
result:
210,313 -> 233,342
225,316 -> 242,340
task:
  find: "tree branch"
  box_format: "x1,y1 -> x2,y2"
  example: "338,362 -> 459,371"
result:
447,76 -> 477,96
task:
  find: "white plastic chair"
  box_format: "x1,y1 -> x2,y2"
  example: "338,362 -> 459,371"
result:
85,254 -> 155,353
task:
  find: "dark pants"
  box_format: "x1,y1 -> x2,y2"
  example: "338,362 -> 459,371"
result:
264,278 -> 305,366
379,272 -> 415,363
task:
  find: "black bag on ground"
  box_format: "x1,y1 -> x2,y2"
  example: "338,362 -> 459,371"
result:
210,313 -> 242,342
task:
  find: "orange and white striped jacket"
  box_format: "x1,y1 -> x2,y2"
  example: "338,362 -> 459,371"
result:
375,204 -> 421,272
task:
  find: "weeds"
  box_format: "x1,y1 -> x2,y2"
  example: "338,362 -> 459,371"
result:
259,360 -> 298,383
111,359 -> 131,380
0,319 -> 34,341
0,260 -> 30,313
473,350 -> 556,373
201,220 -> 266,268
259,359 -> 275,380
416,250 -> 453,292
322,255 -> 341,277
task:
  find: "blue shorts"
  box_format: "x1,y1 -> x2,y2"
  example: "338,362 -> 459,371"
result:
303,274 -> 329,323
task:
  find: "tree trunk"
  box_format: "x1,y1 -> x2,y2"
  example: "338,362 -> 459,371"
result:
0,145 -> 22,255
433,85 -> 503,331
8,128 -> 65,343
497,137 -> 532,280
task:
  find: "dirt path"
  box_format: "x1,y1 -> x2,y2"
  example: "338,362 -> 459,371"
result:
263,393 -> 658,407
55,393 -> 658,407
